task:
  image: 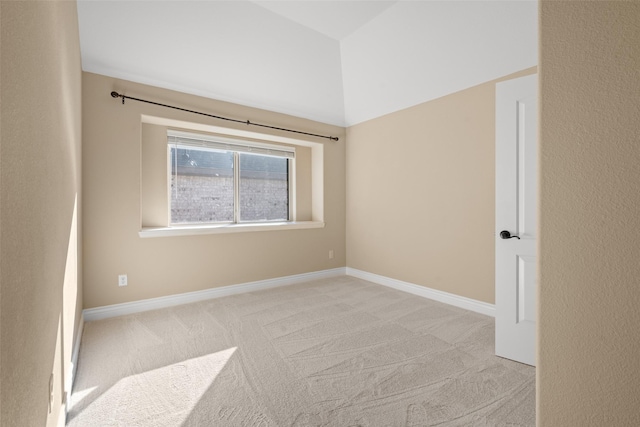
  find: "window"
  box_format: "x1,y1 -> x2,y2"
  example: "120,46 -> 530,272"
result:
168,132 -> 294,225
140,118 -> 324,237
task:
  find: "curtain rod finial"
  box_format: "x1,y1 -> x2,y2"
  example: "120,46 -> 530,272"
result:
111,90 -> 125,105
111,91 -> 125,104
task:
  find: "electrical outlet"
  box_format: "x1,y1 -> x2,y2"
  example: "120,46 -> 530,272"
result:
118,274 -> 128,287
329,250 -> 334,260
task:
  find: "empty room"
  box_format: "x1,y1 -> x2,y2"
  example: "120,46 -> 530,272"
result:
1,1 -> 639,426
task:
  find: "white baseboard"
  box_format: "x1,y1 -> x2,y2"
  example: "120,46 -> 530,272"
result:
69,314 -> 84,388
346,267 -> 495,317
58,403 -> 67,427
63,312 -> 84,423
83,266 -> 493,321
83,267 -> 347,322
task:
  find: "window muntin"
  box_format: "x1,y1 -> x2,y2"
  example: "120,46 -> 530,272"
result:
168,132 -> 294,225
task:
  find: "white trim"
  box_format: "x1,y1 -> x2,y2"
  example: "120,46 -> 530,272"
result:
142,115 -> 325,149
168,130 -> 296,158
69,314 -> 84,390
346,268 -> 495,317
83,268 -> 347,321
139,220 -> 324,238
83,267 -> 494,321
63,313 -> 84,423
57,403 -> 67,427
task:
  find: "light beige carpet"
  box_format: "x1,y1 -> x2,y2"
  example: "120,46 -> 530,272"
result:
68,276 -> 535,426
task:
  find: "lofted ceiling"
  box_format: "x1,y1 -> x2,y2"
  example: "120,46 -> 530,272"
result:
77,1 -> 537,127
252,1 -> 398,40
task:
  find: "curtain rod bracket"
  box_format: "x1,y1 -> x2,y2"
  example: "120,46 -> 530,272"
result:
109,91 -> 339,142
111,91 -> 125,104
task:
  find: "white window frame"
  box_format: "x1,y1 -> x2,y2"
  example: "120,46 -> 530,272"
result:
138,115 -> 326,238
168,130 -> 295,226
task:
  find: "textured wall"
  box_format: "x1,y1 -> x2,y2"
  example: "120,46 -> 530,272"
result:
0,1 -> 83,426
538,2 -> 640,425
83,72 -> 345,309
346,67 -> 535,304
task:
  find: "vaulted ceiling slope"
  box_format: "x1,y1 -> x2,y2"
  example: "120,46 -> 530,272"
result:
77,1 -> 537,127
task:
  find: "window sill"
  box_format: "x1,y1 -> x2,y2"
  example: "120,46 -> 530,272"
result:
139,221 -> 325,238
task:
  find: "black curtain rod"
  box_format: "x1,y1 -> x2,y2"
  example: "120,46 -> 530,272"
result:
110,91 -> 339,142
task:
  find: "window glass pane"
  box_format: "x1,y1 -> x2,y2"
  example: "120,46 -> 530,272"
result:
239,153 -> 289,222
170,147 -> 234,223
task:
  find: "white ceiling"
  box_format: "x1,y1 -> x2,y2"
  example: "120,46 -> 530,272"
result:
252,1 -> 398,40
77,1 -> 537,127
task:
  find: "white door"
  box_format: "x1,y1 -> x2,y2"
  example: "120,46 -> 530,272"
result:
495,74 -> 537,366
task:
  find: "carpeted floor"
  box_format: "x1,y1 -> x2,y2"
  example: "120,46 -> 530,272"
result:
68,275 -> 535,426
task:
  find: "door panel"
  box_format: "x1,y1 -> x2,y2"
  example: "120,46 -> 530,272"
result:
495,74 -> 537,366
517,255 -> 536,324
517,98 -> 537,238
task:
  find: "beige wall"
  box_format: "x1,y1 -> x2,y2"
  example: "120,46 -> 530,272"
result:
538,2 -> 640,425
82,72 -> 345,308
346,67 -> 535,304
0,1 -> 83,426
3,2 -> 637,425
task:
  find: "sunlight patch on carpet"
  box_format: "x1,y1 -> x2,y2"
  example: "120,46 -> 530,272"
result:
69,347 -> 236,425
